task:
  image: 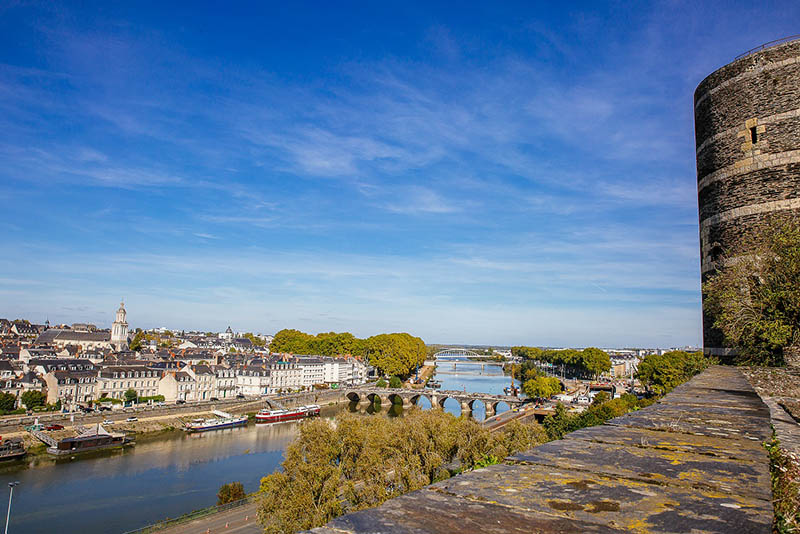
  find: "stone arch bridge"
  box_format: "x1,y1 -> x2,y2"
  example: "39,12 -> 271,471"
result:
344,388 -> 526,417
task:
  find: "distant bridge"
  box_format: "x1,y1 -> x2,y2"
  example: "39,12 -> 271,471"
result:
344,387 -> 525,417
433,348 -> 483,359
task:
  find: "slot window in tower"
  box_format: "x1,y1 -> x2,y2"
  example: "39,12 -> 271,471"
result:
750,126 -> 758,144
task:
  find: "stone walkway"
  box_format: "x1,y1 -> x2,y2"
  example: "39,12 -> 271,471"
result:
311,366 -> 774,533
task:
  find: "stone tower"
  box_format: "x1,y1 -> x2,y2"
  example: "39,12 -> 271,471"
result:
694,37 -> 800,357
111,300 -> 129,350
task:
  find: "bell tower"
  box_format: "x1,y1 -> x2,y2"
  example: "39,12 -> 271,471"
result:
111,300 -> 129,350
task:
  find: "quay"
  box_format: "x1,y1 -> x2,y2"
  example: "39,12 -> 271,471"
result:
311,366 -> 776,533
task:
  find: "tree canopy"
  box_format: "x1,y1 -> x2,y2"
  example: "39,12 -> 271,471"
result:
522,376 -> 561,399
21,390 -> 45,410
269,329 -> 426,377
703,214 -> 800,366
257,410 -> 545,534
217,481 -> 246,505
512,346 -> 611,379
635,351 -> 713,395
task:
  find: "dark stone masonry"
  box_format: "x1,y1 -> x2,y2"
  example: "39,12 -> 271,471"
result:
696,37 -> 800,355
310,366 -> 774,534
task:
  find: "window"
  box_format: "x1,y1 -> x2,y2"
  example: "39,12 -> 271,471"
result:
750,126 -> 758,144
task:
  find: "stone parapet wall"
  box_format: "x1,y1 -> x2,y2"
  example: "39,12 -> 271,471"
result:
309,366 -> 774,534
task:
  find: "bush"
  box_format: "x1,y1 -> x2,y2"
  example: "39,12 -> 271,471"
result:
375,378 -> 388,388
0,392 -> 17,412
388,376 -> 402,388
20,390 -> 46,410
139,395 -> 166,403
543,393 -> 654,441
217,481 -> 246,505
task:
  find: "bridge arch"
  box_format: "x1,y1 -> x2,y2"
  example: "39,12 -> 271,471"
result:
367,393 -> 386,405
346,392 -> 361,403
387,393 -> 404,406
434,348 -> 482,359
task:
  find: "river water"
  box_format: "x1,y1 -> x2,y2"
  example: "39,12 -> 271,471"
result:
0,358 -> 510,533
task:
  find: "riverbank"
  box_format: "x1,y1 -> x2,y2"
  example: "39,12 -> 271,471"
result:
6,389 -> 352,453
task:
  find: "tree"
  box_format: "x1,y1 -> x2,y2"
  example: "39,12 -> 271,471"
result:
388,376 -> 402,388
269,329 -> 426,377
581,348 -> 611,379
217,481 -> 246,505
257,411 -> 544,534
0,393 -> 16,412
129,330 -> 145,351
591,391 -> 610,407
124,388 -> 138,403
243,332 -> 266,347
522,376 -> 561,400
20,390 -> 45,410
704,214 -> 800,365
375,378 -> 387,388
636,351 -> 712,395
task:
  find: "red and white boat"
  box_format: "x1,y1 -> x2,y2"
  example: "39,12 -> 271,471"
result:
255,404 -> 321,423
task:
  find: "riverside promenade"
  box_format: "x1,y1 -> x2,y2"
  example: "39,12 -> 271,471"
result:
312,366 -> 775,533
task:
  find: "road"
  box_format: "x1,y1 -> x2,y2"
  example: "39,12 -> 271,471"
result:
154,501 -> 261,534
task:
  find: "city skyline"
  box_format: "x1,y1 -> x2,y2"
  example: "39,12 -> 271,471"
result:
2,2 -> 799,346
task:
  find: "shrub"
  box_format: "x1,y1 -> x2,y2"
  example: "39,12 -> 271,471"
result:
388,376 -> 402,388
217,481 -> 246,505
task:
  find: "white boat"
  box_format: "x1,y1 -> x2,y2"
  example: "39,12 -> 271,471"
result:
184,410 -> 248,433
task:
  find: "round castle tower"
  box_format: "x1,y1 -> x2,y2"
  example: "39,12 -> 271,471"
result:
695,37 -> 800,356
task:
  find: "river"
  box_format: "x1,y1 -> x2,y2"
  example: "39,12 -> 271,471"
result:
0,358 -> 511,533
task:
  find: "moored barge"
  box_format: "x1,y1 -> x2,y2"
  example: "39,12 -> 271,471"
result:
255,404 -> 320,423
184,410 -> 248,433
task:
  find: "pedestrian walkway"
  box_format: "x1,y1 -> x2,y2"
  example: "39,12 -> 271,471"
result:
311,366 -> 775,533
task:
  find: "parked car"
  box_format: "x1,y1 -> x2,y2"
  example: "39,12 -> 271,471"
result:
98,406 -> 112,412
102,420 -> 113,425
209,397 -> 219,401
175,400 -> 186,405
44,424 -> 64,431
126,417 -> 138,422
236,393 -> 245,399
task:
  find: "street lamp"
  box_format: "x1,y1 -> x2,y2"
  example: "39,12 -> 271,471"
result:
5,481 -> 19,534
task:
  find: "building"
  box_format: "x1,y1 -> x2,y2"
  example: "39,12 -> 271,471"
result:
212,365 -> 236,399
43,369 -> 97,408
158,371 -> 197,402
96,366 -> 160,400
111,301 -> 130,350
695,37 -> 800,357
236,366 -> 271,396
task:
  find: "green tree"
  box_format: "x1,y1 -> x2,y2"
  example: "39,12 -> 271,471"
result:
636,351 -> 712,395
20,390 -> 45,410
581,347 -> 611,378
375,378 -> 388,388
243,333 -> 266,347
123,388 -> 138,403
522,376 -> 561,399
0,393 -> 17,412
217,481 -> 246,505
129,330 -> 145,351
591,391 -> 610,407
388,376 -> 402,388
704,214 -> 800,365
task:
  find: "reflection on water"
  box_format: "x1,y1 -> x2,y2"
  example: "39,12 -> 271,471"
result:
0,360 -> 513,534
0,410 -> 328,534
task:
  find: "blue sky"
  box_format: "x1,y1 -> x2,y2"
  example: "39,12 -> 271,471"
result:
1,2 -> 798,347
